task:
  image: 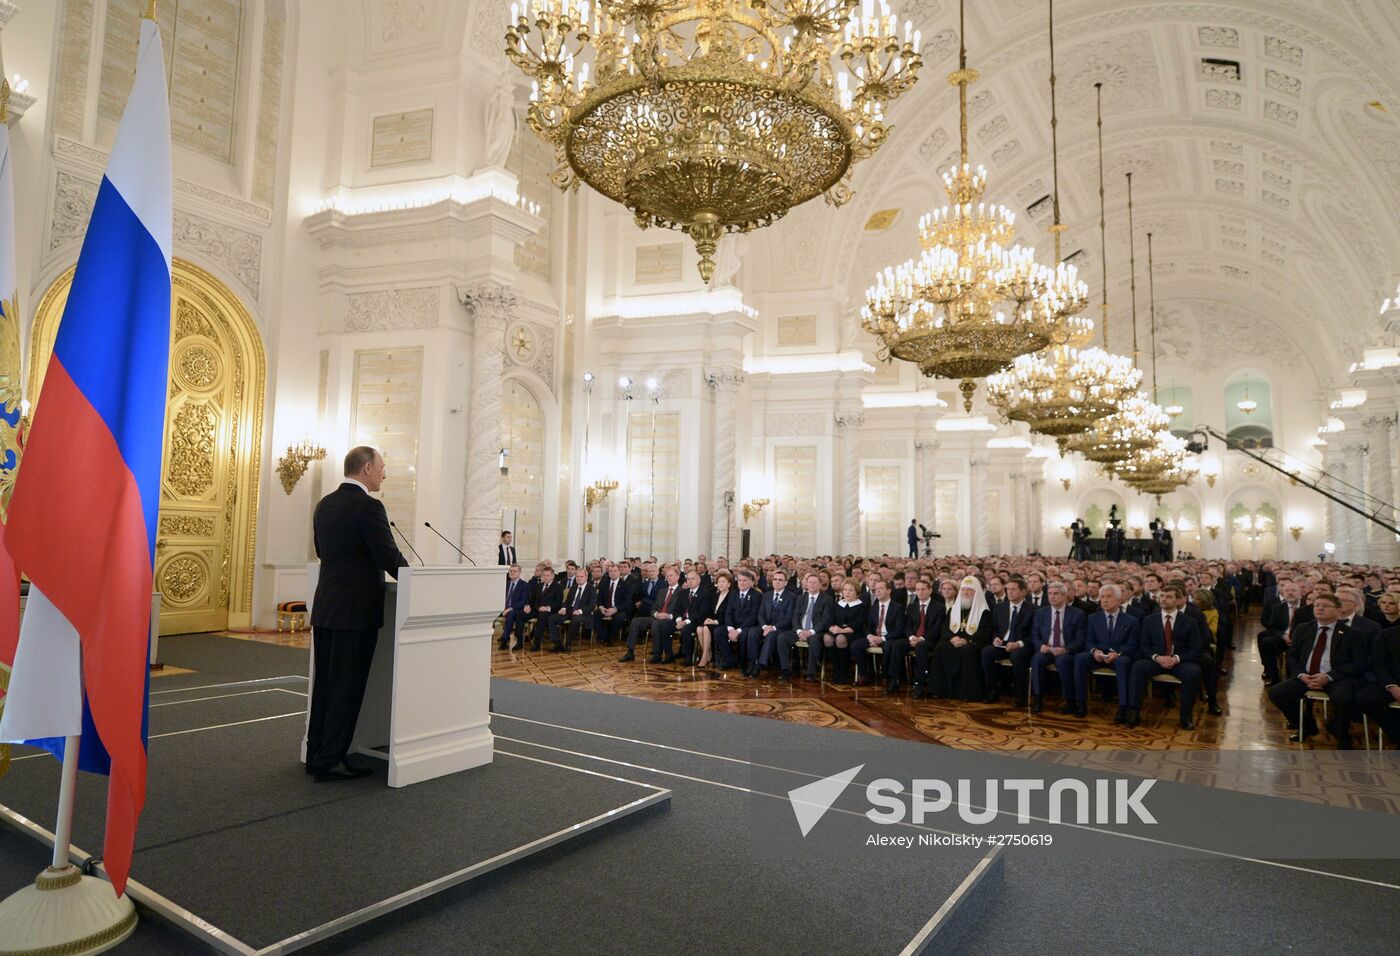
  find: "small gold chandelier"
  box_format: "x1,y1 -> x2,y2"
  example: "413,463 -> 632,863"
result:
862,0 -> 1072,412
986,9 -> 1138,446
506,0 -> 922,281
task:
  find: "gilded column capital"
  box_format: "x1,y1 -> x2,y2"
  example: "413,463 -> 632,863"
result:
459,281 -> 518,323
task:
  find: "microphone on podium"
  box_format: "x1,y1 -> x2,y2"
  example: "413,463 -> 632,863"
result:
425,521 -> 477,565
389,520 -> 424,565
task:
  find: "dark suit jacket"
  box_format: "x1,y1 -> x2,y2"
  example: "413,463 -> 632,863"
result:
791,591 -> 834,635
1341,615 -> 1380,638
311,483 -> 408,630
993,599 -> 1034,647
867,600 -> 907,642
633,578 -> 663,616
725,589 -> 762,629
502,576 -> 528,612
652,584 -> 687,620
1138,610 -> 1202,664
906,601 -> 940,640
526,579 -> 564,617
760,589 -> 797,630
1084,609 -> 1139,658
1128,594 -> 1159,617
1370,626 -> 1400,688
1031,604 -> 1086,654
679,587 -> 713,627
596,576 -> 627,612
498,543 -> 516,566
1263,601 -> 1313,636
559,581 -> 595,616
1286,620 -> 1368,682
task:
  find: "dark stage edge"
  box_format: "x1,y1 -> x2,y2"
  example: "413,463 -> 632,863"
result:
0,678 -> 668,954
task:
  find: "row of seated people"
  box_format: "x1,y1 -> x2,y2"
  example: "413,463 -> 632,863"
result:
495,559 -> 1224,731
1254,581 -> 1400,749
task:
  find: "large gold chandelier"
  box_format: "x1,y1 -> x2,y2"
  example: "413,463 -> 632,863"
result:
861,0 -> 1077,412
985,7 -> 1138,446
506,0 -> 922,281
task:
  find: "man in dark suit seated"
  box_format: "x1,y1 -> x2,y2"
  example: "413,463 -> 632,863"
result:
748,569 -> 796,678
647,565 -> 690,663
548,567 -> 595,652
853,578 -> 906,692
497,530 -> 516,566
1337,587 -> 1382,642
1258,581 -> 1312,685
721,568 -> 762,670
902,579 -> 938,699
1358,625 -> 1400,749
783,572 -> 835,681
675,569 -> 713,664
1029,582 -> 1085,716
523,565 -> 563,652
1267,594 -> 1368,748
620,562 -> 663,662
1072,583 -> 1139,724
307,446 -> 407,782
982,576 -> 1034,703
593,562 -> 630,645
499,563 -> 528,650
1126,583 -> 1203,730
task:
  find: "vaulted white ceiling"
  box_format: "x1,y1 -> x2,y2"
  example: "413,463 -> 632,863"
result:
750,0 -> 1400,389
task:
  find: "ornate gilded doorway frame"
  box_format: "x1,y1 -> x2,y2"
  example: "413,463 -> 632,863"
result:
29,259 -> 266,634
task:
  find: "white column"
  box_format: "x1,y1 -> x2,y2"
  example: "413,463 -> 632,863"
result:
1340,440 -> 1368,563
915,439 -> 937,554
1030,478 -> 1044,555
459,282 -> 515,564
1364,414 -> 1400,566
836,411 -> 864,554
970,454 -> 989,555
1323,445 -> 1344,554
706,368 -> 744,559
1011,471 -> 1030,555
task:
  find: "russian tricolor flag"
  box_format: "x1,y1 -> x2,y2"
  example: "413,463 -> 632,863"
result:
0,14 -> 170,896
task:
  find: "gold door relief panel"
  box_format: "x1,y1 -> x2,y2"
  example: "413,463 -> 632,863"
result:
30,259 -> 265,635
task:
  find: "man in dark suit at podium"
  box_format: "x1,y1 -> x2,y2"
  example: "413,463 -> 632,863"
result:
308,446 -> 408,781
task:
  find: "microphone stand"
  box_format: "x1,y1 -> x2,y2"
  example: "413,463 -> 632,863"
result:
425,521 -> 477,565
390,521 -> 424,565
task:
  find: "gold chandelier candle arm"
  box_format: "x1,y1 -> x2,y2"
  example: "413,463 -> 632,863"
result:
1126,171 -> 1138,366
1147,230 -> 1158,400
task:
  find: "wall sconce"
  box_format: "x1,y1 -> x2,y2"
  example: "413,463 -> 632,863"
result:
1204,472 -> 1217,488
585,478 -> 619,512
1061,477 -> 1072,492
1131,526 -> 1143,539
1206,524 -> 1220,540
743,498 -> 770,523
1061,525 -> 1072,539
276,439 -> 326,494
1289,525 -> 1303,540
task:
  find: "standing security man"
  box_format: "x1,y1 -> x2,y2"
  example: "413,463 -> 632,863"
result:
306,446 -> 408,781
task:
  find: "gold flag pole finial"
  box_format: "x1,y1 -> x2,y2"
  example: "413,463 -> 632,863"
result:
144,0 -> 158,21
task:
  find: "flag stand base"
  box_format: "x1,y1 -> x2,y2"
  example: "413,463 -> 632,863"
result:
0,865 -> 137,956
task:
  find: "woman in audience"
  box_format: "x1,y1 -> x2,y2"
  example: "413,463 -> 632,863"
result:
1376,591 -> 1400,629
1192,588 -> 1221,661
825,581 -> 866,685
695,569 -> 733,669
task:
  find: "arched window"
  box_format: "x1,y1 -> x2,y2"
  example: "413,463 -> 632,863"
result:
1225,374 -> 1273,448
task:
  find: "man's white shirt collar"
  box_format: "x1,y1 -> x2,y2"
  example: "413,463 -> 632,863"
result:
343,477 -> 370,494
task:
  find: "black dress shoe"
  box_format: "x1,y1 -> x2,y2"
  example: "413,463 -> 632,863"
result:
912,686 -> 925,699
662,654 -> 677,664
618,652 -> 635,662
313,763 -> 365,782
1180,718 -> 1197,731
885,681 -> 899,694
342,755 -> 375,776
1058,700 -> 1076,716
529,642 -> 542,652
983,689 -> 999,704
1125,707 -> 1141,728
1075,703 -> 1088,719
1207,702 -> 1223,716
646,656 -> 662,664
1114,707 -> 1127,725
778,671 -> 791,682
1031,695 -> 1044,714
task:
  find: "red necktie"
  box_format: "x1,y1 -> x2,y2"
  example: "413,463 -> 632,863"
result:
1307,625 -> 1330,675
1163,614 -> 1173,656
916,604 -> 927,638
661,587 -> 673,613
1051,610 -> 1061,648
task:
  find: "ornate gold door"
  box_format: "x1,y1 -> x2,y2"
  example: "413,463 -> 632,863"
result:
30,260 -> 265,635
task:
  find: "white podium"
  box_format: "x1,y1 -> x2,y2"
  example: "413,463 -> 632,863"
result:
304,564 -> 498,787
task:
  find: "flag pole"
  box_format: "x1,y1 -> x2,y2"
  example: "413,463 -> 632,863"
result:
50,735 -> 80,868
